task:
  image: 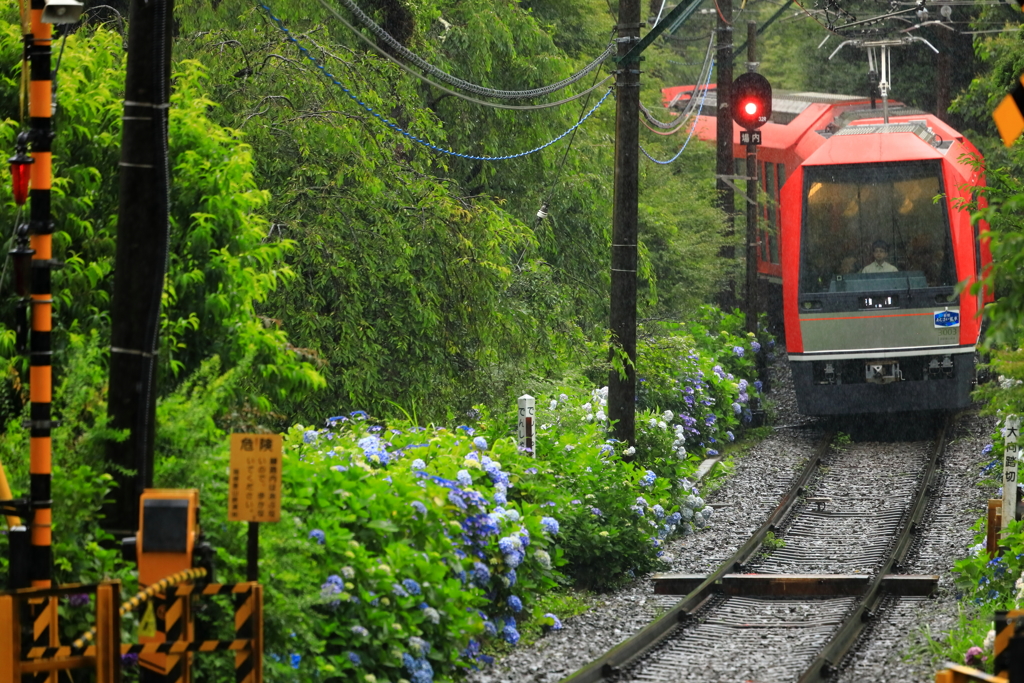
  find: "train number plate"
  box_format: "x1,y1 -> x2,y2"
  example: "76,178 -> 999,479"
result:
933,310 -> 960,328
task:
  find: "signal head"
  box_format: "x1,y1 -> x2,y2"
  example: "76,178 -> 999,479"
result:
731,72 -> 772,130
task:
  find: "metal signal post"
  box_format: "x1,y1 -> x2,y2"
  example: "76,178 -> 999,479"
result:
745,22 -> 759,335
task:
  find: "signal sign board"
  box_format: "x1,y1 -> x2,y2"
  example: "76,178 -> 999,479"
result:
229,434 -> 282,522
740,130 -> 762,146
994,74 -> 1024,147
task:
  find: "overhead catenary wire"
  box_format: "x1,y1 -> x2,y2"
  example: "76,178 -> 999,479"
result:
314,0 -> 613,110
640,31 -> 715,128
640,58 -> 713,164
261,2 -> 613,161
330,0 -> 615,100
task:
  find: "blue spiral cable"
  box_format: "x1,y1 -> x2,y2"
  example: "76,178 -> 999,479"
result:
640,61 -> 714,166
260,2 -> 612,162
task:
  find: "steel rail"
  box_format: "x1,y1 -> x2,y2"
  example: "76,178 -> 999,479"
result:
796,414 -> 951,682
560,431 -> 835,683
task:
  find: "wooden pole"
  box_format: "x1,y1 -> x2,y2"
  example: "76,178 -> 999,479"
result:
608,0 -> 642,449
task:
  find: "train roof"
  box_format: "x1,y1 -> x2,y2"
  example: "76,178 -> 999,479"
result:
661,83 -> 972,171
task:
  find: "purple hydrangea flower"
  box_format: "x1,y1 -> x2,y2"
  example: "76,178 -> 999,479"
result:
751,340 -> 761,353
732,346 -> 745,357
68,593 -> 90,607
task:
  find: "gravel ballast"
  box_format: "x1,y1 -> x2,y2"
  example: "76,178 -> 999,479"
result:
467,359 -> 998,683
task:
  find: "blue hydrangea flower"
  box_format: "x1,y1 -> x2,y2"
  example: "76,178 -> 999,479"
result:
402,578 -> 422,595
590,507 -> 603,517
457,469 -> 473,487
504,550 -> 524,568
508,595 -> 523,612
705,414 -> 716,426
308,529 -> 325,544
726,431 -> 735,442
754,380 -> 763,392
505,569 -> 517,586
484,620 -> 497,636
346,651 -> 360,665
290,653 -> 301,669
499,536 -> 523,554
474,436 -> 489,450
473,562 -> 491,586
411,501 -> 427,515
392,583 -> 409,597
640,470 -> 657,487
751,340 -> 761,353
503,624 -> 520,645
493,488 -> 507,506
303,430 -> 317,444
545,613 -> 563,630
982,444 -> 994,455
408,636 -> 431,657
707,449 -> 719,456
411,458 -> 426,469
732,346 -> 745,357
540,516 -> 560,535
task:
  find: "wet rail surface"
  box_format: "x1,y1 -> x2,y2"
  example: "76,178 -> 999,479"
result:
564,415 -> 949,683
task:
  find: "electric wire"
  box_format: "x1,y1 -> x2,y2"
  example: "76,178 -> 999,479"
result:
314,0 -> 612,110
261,3 -> 613,161
640,59 -> 713,164
639,32 -> 714,128
654,0 -> 668,26
330,0 -> 615,100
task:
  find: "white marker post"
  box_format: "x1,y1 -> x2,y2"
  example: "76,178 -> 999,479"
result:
1004,414 -> 1020,530
517,395 -> 535,452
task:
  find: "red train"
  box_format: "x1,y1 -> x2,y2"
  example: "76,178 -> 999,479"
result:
661,85 -> 991,415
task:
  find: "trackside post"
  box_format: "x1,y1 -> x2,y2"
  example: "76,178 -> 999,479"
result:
517,395 -> 535,452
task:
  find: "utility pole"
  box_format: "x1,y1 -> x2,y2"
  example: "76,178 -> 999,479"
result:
715,0 -> 734,308
745,21 -> 759,335
105,0 -> 174,538
608,0 -> 642,449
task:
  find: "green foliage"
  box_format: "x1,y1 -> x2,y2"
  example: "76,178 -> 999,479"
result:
0,23 -> 325,419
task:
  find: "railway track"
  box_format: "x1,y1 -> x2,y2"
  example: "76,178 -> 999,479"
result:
562,415 -> 951,683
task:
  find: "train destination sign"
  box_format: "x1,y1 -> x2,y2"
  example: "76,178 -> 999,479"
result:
933,310 -> 960,328
229,433 -> 282,522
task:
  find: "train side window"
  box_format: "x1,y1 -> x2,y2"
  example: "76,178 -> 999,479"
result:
769,164 -> 781,264
763,163 -> 775,261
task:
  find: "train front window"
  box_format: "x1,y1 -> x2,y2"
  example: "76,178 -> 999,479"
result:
800,161 -> 955,294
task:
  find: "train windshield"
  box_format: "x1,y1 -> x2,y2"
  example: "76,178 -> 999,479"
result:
800,161 -> 955,294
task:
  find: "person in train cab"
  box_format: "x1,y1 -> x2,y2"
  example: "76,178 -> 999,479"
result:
861,240 -> 898,273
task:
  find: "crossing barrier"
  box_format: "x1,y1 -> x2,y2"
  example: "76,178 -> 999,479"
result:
0,576 -> 263,683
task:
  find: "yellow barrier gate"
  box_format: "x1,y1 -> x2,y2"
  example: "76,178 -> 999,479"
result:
937,609 -> 1024,683
0,579 -> 263,683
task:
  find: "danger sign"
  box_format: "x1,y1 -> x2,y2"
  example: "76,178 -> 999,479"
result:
229,434 -> 282,523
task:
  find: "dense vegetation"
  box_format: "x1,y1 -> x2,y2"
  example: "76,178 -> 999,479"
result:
1,0 -> 1023,677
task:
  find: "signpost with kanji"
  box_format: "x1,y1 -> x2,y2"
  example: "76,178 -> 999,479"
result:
1004,415 -> 1020,531
230,433 -> 282,582
229,434 -> 282,523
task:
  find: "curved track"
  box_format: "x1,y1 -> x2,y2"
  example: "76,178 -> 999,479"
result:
562,415 -> 950,683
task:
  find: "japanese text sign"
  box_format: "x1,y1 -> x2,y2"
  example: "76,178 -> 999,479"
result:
229,433 -> 282,523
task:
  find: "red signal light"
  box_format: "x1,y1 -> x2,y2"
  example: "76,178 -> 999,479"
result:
731,73 -> 773,130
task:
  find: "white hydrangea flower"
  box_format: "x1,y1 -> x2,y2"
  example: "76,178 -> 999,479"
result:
624,446 -> 636,456
662,410 -> 674,421
549,400 -> 558,410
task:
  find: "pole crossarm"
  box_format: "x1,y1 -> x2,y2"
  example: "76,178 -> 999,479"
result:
615,0 -> 704,64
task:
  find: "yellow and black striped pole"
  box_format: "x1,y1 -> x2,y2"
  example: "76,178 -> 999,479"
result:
25,0 -> 56,678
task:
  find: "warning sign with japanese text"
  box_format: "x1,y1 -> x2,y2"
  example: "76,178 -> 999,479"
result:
229,433 -> 282,522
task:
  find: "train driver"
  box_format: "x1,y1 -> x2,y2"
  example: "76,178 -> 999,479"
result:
861,240 -> 898,273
